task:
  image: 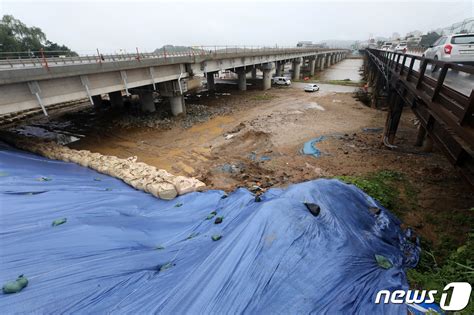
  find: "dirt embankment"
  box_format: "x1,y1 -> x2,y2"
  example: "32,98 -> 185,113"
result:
7,84 -> 473,252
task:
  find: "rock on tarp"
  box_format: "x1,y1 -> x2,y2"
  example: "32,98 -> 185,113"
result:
0,143 -> 418,314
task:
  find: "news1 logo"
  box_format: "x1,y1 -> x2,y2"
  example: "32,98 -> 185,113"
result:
375,282 -> 472,311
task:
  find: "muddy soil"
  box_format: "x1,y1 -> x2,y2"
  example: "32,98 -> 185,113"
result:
7,81 -> 473,250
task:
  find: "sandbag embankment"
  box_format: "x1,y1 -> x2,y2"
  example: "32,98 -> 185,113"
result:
1,133 -> 205,200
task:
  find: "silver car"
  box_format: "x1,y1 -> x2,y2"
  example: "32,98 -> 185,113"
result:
423,33 -> 474,66
304,84 -> 320,92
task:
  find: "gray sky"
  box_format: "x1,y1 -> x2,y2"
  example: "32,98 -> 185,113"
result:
1,0 -> 472,54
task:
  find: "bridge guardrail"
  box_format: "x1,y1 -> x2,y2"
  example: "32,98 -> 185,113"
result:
0,46 -> 348,70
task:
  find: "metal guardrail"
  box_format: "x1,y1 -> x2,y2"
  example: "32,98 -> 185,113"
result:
0,46 -> 346,70
366,48 -> 474,185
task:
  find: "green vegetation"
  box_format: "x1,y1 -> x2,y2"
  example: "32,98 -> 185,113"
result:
294,78 -> 363,87
336,170 -> 473,312
0,15 -> 75,57
335,170 -> 415,215
321,79 -> 363,87
409,235 -> 474,314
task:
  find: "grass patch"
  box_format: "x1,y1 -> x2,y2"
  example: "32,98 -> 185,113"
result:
294,78 -> 364,87
321,79 -> 363,87
336,170 -> 473,312
335,170 -> 415,216
250,94 -> 277,101
408,235 -> 474,314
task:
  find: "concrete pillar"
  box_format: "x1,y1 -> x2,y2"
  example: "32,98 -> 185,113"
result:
309,58 -> 316,76
325,55 -> 330,68
237,68 -> 247,91
92,95 -> 102,109
139,90 -> 155,113
262,63 -> 273,90
320,56 -> 326,71
280,62 -> 285,75
169,95 -> 185,116
292,57 -> 302,80
251,68 -> 257,79
109,91 -> 123,108
276,62 -> 282,76
206,72 -> 216,91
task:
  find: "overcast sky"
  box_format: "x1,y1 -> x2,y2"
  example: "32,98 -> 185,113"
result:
1,0 -> 472,53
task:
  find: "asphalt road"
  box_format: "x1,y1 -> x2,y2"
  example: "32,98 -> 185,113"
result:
391,54 -> 473,96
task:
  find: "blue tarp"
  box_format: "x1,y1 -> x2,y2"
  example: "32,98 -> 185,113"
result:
0,143 -> 419,314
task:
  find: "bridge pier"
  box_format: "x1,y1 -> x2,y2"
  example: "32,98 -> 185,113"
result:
109,91 -> 124,108
309,58 -> 316,76
275,62 -> 282,77
139,90 -> 156,113
206,72 -> 216,91
262,63 -> 273,90
237,68 -> 247,91
251,68 -> 257,79
92,95 -> 103,110
292,58 -> 302,80
326,55 -> 331,68
169,95 -> 185,116
320,56 -> 325,71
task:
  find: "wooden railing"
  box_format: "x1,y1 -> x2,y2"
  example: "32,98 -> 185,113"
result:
366,48 -> 474,185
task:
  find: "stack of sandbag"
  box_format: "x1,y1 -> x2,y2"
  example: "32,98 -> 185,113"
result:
6,135 -> 206,200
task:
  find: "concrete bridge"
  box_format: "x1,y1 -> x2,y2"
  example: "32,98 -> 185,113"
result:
0,47 -> 348,116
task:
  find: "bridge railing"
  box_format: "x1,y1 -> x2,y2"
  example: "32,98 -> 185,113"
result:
0,46 -> 347,70
366,48 -> 474,182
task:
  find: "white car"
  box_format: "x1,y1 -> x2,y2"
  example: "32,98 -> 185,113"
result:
381,42 -> 393,50
273,76 -> 291,86
394,41 -> 407,53
304,84 -> 320,92
423,33 -> 474,69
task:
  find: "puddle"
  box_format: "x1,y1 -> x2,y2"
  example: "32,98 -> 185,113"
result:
301,136 -> 325,157
12,125 -> 83,145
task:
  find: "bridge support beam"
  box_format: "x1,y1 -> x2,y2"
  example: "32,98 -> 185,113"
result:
384,92 -> 404,144
92,95 -> 102,110
169,95 -> 185,116
262,63 -> 273,90
206,72 -> 216,91
237,68 -> 247,91
292,58 -> 302,80
109,91 -> 124,108
139,90 -> 155,113
309,58 -> 316,76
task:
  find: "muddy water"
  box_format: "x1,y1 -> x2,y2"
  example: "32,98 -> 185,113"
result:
319,58 -> 363,82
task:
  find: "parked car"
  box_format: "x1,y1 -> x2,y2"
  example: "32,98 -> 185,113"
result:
381,42 -> 393,50
304,83 -> 320,92
273,76 -> 291,86
423,33 -> 474,71
394,41 -> 408,53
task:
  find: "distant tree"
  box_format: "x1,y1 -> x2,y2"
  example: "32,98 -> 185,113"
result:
419,32 -> 441,48
0,15 -> 76,57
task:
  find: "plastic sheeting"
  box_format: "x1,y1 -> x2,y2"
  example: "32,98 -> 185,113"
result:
0,143 -> 419,314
